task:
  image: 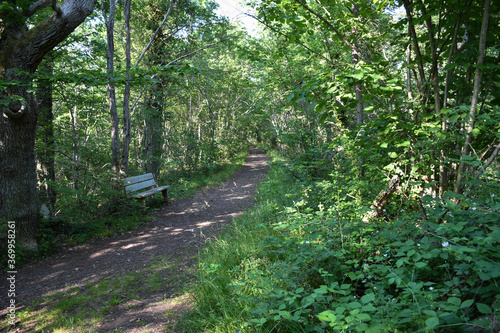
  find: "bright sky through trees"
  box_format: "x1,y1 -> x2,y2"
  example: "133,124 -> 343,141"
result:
214,0 -> 258,35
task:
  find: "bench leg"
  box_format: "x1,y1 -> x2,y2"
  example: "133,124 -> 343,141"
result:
161,189 -> 169,204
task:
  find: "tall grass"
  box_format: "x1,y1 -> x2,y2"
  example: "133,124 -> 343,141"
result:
179,156 -> 305,332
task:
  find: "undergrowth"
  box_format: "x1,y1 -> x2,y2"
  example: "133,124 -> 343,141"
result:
182,149 -> 500,332
162,149 -> 248,199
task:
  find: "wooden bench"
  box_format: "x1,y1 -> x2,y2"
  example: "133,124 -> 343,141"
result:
124,173 -> 170,204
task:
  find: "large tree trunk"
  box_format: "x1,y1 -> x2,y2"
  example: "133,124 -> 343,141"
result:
0,0 -> 96,250
36,58 -> 56,213
0,86 -> 39,250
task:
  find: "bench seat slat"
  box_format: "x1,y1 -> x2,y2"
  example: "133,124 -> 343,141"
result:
132,185 -> 170,198
124,173 -> 154,185
125,179 -> 156,193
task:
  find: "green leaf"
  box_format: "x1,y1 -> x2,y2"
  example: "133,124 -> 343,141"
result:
361,293 -> 375,304
389,152 -> 398,158
477,303 -> 492,314
318,112 -> 329,124
415,262 -> 427,268
349,301 -> 362,309
356,313 -> 371,321
448,297 -> 461,306
461,299 -> 474,308
278,310 -> 292,320
396,141 -> 410,147
317,310 -> 337,323
425,316 -> 439,329
353,72 -> 364,80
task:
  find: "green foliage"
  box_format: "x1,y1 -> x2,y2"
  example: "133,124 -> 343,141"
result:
185,149 -> 500,332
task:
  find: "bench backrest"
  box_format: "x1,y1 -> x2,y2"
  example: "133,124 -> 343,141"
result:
124,173 -> 156,194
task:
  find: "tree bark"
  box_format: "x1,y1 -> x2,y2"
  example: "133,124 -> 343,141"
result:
352,3 -> 364,126
454,0 -> 491,194
120,0 -> 132,176
0,0 -> 96,249
102,0 -> 120,175
402,0 -> 426,99
36,57 -> 56,213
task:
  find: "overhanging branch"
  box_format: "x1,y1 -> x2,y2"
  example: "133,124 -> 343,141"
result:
294,0 -> 365,60
243,12 -> 335,65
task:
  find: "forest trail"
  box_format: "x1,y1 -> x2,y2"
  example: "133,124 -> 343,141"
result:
0,148 -> 270,332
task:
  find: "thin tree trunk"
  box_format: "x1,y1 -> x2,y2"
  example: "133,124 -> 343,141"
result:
455,0 -> 491,194
416,0 -> 441,112
68,105 -> 79,191
406,44 -> 413,112
102,0 -> 120,174
439,10 -> 462,196
402,0 -> 426,98
120,0 -> 132,176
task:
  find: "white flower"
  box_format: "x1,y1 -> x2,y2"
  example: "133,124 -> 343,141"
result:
471,207 -> 477,211
417,244 -> 421,247
492,194 -> 496,198
442,241 -> 449,247
429,287 -> 434,290
384,254 -> 388,257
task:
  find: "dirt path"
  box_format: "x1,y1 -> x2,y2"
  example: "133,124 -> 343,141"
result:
1,148 -> 270,332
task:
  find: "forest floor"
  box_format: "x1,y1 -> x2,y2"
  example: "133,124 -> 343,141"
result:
0,148 -> 270,333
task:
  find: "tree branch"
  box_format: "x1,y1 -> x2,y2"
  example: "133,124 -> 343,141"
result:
243,12 -> 335,65
52,0 -> 63,16
129,38 -> 230,116
164,38 -> 231,67
23,0 -> 51,17
134,0 -> 175,68
294,0 -> 365,60
35,145 -> 92,173
2,108 -> 23,118
1,0 -> 97,73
